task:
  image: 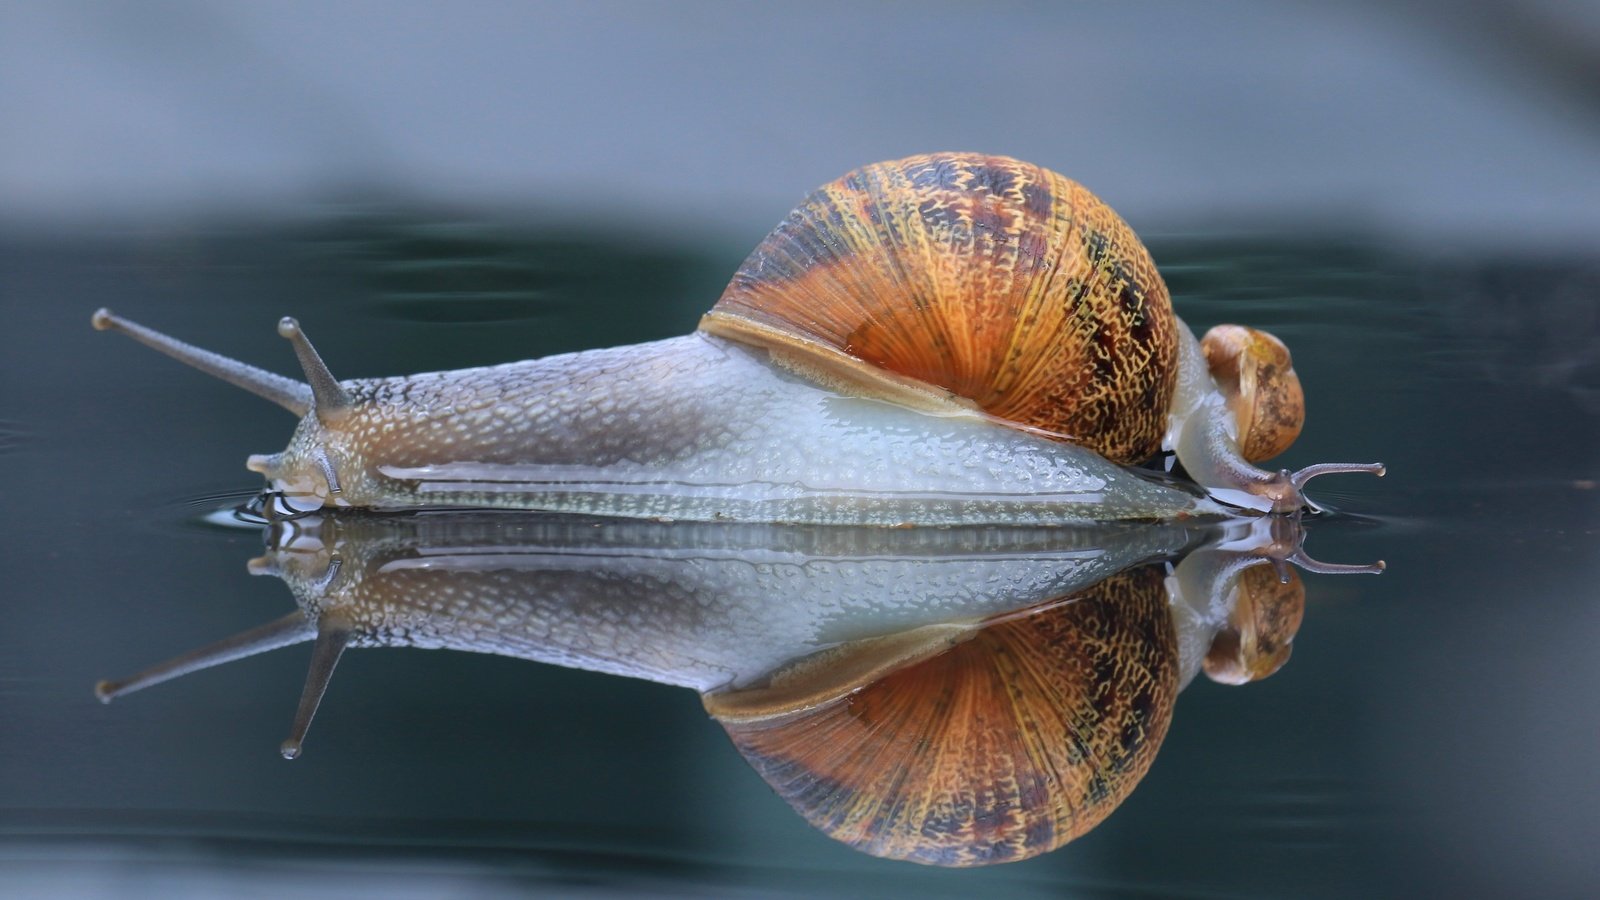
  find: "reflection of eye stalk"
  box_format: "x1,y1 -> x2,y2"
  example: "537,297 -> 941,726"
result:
94,513 -> 1381,865
1173,515 -> 1383,690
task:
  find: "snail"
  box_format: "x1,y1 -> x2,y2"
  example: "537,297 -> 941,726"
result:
90,153 -> 1381,525
95,511 -> 1380,865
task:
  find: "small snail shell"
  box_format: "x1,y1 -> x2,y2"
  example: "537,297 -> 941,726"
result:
704,567 -> 1178,866
1202,563 -> 1305,685
1201,324 -> 1304,463
91,153 -> 1382,522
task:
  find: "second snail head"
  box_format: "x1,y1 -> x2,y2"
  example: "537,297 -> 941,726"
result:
92,153 -> 1382,522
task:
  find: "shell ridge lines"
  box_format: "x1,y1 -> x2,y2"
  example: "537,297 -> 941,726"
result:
996,164 -> 1079,437
865,162 -> 946,372
708,152 -> 1178,463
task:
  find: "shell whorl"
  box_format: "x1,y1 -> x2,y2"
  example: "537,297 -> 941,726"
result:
706,567 -> 1179,866
1200,324 -> 1306,463
702,153 -> 1178,464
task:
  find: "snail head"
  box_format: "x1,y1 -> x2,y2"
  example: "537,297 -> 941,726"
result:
93,309 -> 361,513
1195,324 -> 1384,514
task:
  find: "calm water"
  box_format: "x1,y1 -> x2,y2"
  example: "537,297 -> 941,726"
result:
2,214 -> 1597,897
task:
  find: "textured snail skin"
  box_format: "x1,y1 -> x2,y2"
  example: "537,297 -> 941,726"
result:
254,333 -> 1212,524
92,153 -> 1381,522
260,515 -> 1202,692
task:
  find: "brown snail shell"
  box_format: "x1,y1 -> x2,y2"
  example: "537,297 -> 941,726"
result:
1200,324 -> 1306,463
703,566 -> 1178,866
701,153 -> 1179,465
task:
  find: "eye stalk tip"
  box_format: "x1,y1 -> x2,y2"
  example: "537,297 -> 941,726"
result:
279,740 -> 302,760
93,679 -> 117,703
277,317 -> 301,340
91,308 -> 116,331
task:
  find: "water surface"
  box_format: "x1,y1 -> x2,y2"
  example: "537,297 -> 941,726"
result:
2,215 -> 1596,897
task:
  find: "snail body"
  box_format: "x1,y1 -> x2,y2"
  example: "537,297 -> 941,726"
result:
93,153 -> 1381,523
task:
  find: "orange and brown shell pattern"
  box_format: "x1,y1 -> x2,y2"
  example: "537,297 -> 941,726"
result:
705,566 -> 1179,866
702,152 -> 1179,465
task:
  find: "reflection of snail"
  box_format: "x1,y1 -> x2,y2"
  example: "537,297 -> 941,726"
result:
709,516 -> 1375,864
96,513 -> 1379,865
92,154 -> 1381,523
708,566 -> 1178,866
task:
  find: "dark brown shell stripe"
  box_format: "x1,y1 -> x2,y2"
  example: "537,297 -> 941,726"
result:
707,153 -> 1177,464
715,566 -> 1179,866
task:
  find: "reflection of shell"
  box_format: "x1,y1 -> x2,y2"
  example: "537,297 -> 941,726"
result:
705,567 -> 1178,866
701,153 -> 1178,464
1204,564 -> 1304,685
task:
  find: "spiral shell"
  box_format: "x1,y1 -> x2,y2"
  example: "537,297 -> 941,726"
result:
704,566 -> 1178,866
701,153 -> 1179,464
1200,324 -> 1305,463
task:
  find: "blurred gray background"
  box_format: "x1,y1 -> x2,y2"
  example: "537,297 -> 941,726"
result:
4,0 -> 1598,248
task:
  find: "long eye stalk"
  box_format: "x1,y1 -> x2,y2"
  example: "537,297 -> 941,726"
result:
277,317 -> 352,424
280,620 -> 352,760
95,611 -> 315,702
92,309 -> 314,415
1291,462 -> 1387,492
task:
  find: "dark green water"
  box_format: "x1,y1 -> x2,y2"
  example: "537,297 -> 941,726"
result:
2,213 -> 1596,897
